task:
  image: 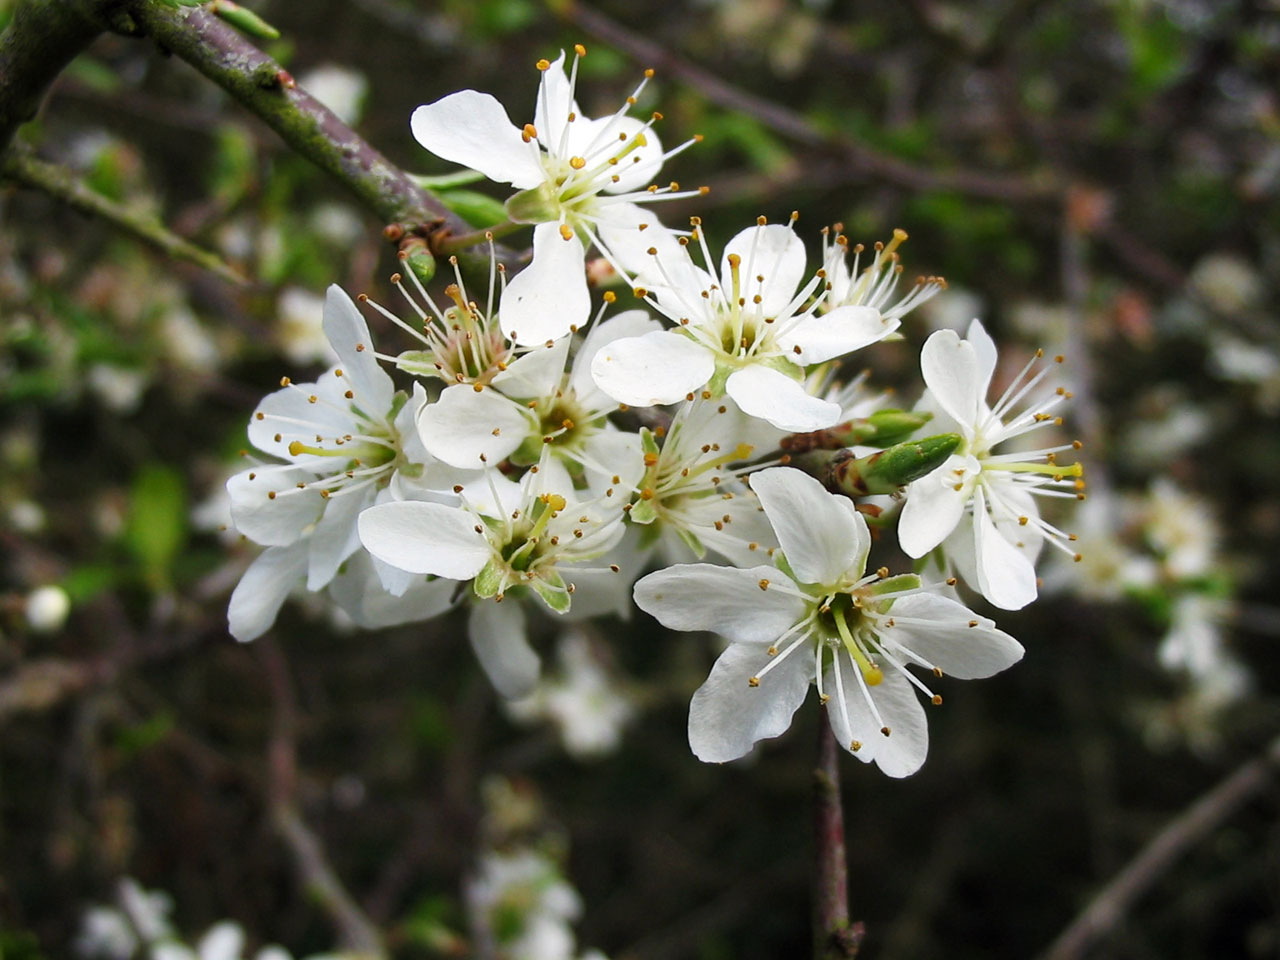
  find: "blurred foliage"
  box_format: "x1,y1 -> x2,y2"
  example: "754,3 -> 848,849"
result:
2,0 -> 1280,959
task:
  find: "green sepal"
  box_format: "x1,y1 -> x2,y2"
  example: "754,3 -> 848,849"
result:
865,573 -> 921,597
436,189 -> 509,230
505,185 -> 559,224
640,427 -> 661,458
861,409 -> 933,446
530,571 -> 571,613
629,497 -> 658,525
413,170 -> 487,189
773,551 -> 798,583
473,559 -> 504,599
676,526 -> 706,559
210,0 -> 281,39
397,350 -> 437,378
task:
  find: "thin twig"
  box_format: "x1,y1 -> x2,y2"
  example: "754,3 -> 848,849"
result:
259,638 -> 387,959
559,0 -> 1057,204
813,719 -> 863,960
1,142 -> 249,285
1040,734 -> 1280,960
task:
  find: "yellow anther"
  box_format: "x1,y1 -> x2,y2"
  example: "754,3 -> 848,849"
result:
522,123 -> 537,142
569,156 -> 586,169
574,43 -> 586,56
559,223 -> 574,241
536,58 -> 550,70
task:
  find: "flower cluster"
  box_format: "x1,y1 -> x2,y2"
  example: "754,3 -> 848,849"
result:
225,47 -> 1081,777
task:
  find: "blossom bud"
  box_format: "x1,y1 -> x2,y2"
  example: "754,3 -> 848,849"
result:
794,433 -> 961,497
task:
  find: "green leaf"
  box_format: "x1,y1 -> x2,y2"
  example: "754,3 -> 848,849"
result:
124,464 -> 188,591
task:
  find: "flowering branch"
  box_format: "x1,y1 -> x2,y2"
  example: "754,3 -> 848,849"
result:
1,142 -> 249,285
0,0 -> 515,276
814,720 -> 864,959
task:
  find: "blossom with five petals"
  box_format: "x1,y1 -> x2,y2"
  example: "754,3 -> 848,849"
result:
898,320 -> 1084,610
590,222 -> 899,431
411,49 -> 699,344
634,466 -> 1023,776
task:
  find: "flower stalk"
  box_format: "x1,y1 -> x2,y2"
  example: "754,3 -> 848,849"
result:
814,719 -> 864,959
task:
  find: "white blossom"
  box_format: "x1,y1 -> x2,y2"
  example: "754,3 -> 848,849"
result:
591,221 -> 898,431
898,319 -> 1083,610
411,49 -> 699,344
635,467 -> 1023,776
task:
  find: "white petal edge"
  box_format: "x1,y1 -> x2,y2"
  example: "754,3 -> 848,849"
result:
418,385 -> 531,468
358,501 -> 492,579
411,90 -> 544,189
779,305 -> 897,365
469,600 -> 539,698
725,365 -> 841,432
920,329 -> 982,432
689,642 -> 813,763
750,467 -> 867,587
322,285 -> 395,415
501,222 -> 590,345
228,544 -> 309,642
881,593 -> 1024,679
973,486 -> 1038,610
634,564 -> 809,645
897,454 -> 975,558
590,330 -> 715,406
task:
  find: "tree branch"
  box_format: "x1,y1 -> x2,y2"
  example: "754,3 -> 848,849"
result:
259,638 -> 387,958
1,142 -> 248,285
0,0 -> 102,152
1040,735 -> 1280,960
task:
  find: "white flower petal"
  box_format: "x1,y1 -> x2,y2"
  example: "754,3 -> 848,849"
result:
725,366 -> 841,432
491,336 -> 570,400
825,655 -> 928,778
418,385 -> 531,468
305,484 -> 372,590
973,486 -> 1038,610
881,593 -> 1023,679
197,923 -> 244,960
228,544 -> 309,642
246,382 -> 352,456
580,429 -> 645,496
965,318 -> 999,395
590,330 -> 715,406
469,600 -> 539,698
898,454 -> 976,558
920,329 -> 982,431
322,285 -> 395,416
227,466 -> 325,546
570,309 -> 661,404
501,222 -> 590,345
591,115 -> 664,193
358,501 -> 491,578
633,564 -> 808,644
721,225 -> 806,317
750,467 -> 867,586
689,641 -> 813,763
779,305 -> 897,365
534,53 -> 580,158
411,90 -> 544,189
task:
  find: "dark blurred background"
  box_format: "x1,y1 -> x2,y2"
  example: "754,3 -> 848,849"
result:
2,1 -> 1279,957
